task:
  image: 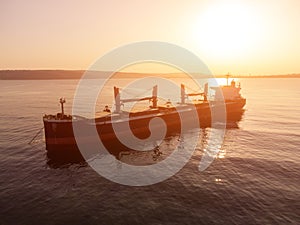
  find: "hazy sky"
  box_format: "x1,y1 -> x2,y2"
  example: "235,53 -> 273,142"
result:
1,0 -> 300,75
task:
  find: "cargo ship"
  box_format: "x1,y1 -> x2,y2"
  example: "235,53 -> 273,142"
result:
43,78 -> 245,158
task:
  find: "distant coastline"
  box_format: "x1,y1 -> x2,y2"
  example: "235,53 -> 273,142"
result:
0,70 -> 299,80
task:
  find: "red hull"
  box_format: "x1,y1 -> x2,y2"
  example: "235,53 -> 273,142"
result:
44,98 -> 245,159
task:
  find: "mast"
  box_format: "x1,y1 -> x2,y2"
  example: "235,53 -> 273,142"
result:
152,85 -> 158,108
114,86 -> 121,113
226,73 -> 231,86
114,85 -> 158,112
180,83 -> 208,102
59,98 -> 66,117
181,84 -> 185,104
204,83 -> 208,101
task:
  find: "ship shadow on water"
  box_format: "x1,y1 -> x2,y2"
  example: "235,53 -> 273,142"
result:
46,110 -> 245,169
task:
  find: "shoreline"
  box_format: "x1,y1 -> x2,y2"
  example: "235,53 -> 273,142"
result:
1,70 -> 299,80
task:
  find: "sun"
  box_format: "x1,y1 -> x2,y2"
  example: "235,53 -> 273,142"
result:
191,2 -> 262,60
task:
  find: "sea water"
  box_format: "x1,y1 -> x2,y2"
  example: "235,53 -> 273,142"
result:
0,78 -> 299,224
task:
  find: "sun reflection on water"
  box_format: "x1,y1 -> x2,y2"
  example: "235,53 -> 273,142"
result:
217,148 -> 227,159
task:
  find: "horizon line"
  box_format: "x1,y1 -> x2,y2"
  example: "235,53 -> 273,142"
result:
0,69 -> 300,77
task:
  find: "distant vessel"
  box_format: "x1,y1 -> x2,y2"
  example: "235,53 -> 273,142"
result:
43,77 -> 245,157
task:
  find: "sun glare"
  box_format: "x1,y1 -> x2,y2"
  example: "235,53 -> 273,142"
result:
192,2 -> 263,60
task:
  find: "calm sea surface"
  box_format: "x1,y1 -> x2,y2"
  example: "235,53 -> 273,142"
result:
0,78 -> 299,225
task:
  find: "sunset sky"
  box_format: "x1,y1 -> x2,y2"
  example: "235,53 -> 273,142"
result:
1,0 -> 300,75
